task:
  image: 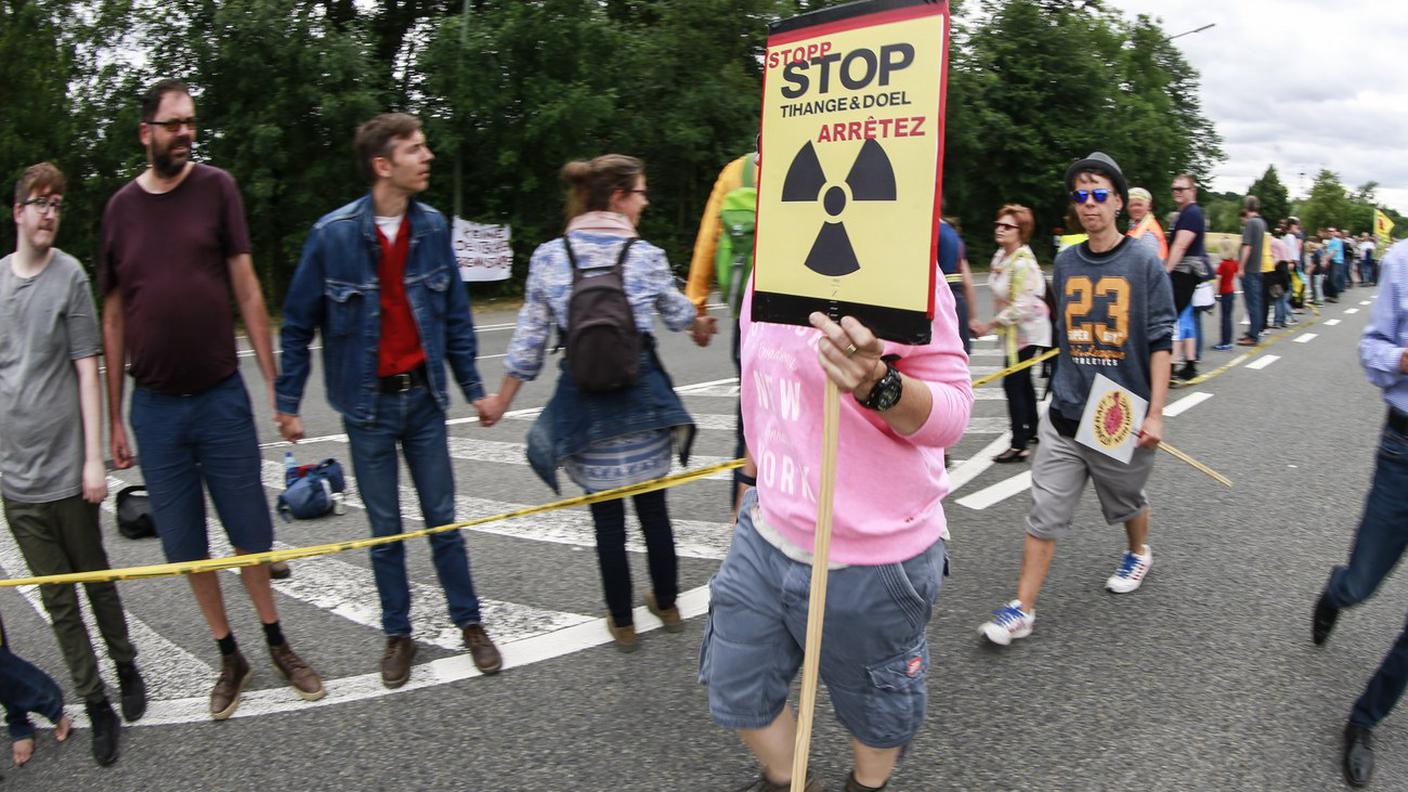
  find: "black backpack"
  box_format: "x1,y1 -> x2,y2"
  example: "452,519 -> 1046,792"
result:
115,485 -> 156,540
562,237 -> 641,393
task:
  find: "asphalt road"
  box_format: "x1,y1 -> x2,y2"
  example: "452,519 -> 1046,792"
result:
2,285 -> 1402,791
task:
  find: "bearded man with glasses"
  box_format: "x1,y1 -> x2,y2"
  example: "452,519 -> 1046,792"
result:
99,78 -> 324,719
979,152 -> 1175,647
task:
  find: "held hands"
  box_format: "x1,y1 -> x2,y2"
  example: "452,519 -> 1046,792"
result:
969,317 -> 990,337
1136,414 -> 1163,449
691,315 -> 718,347
82,458 -> 108,504
808,312 -> 885,397
274,412 -> 304,444
474,394 -> 505,428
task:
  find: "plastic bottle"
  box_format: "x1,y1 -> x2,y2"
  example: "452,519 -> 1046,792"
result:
284,450 -> 296,479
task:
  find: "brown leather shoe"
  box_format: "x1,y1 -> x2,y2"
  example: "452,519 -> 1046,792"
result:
381,635 -> 416,689
209,651 -> 252,720
269,642 -> 325,701
461,624 -> 502,675
606,613 -> 637,653
645,592 -> 684,633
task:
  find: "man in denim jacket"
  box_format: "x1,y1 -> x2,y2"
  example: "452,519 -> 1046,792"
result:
275,113 -> 502,686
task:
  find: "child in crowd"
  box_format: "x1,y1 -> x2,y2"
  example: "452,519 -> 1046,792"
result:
1214,238 -> 1240,350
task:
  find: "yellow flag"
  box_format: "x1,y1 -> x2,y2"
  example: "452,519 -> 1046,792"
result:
1374,209 -> 1394,247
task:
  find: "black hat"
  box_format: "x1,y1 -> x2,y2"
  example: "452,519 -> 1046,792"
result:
1064,151 -> 1129,208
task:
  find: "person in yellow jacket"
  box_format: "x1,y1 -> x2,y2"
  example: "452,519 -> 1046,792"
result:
685,148 -> 758,511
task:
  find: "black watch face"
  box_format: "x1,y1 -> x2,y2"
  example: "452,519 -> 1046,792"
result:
874,372 -> 902,410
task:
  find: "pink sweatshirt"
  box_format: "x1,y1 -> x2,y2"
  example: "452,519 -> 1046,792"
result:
740,275 -> 974,565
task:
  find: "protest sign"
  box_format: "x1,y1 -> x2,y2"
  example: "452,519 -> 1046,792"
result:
753,0 -> 950,345
1076,373 -> 1148,465
452,217 -> 513,282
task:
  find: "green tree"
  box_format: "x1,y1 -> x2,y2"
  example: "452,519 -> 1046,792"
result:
1246,165 -> 1289,227
1299,169 -> 1354,235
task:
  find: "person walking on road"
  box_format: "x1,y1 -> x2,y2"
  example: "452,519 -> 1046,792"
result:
972,204 -> 1049,463
482,155 -> 705,653
698,206 -> 973,790
276,113 -> 503,685
979,152 -> 1174,647
2,162 -> 140,765
100,78 -> 323,719
1311,239 -> 1408,788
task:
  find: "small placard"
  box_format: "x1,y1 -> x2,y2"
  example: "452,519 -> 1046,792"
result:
1075,373 -> 1148,464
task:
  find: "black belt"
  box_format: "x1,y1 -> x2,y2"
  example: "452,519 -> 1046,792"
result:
377,366 -> 428,394
1389,406 -> 1408,435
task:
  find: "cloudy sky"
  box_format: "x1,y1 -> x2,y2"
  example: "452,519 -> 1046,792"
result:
1100,0 -> 1408,210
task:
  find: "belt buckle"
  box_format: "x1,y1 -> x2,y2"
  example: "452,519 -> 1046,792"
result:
393,372 -> 412,392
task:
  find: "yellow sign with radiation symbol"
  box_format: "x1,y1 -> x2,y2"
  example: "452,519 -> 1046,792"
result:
1375,209 -> 1395,248
751,0 -> 949,344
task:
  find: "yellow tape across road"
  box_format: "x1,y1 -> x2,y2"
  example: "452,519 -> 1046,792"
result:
0,459 -> 745,588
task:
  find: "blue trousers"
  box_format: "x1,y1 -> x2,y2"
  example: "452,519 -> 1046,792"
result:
344,386 -> 481,636
1324,421 -> 1408,728
1241,272 -> 1263,340
1219,292 -> 1236,346
0,627 -> 64,740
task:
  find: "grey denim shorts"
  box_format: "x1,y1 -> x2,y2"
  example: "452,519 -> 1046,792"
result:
698,490 -> 945,749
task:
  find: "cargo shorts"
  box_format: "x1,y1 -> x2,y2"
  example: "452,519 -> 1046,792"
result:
698,490 -> 946,749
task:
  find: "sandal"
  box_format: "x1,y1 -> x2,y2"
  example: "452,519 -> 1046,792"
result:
992,447 -> 1030,464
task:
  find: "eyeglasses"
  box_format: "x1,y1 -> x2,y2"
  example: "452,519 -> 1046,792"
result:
630,189 -> 649,198
1070,189 -> 1111,204
21,197 -> 62,214
1171,186 -> 1193,193
145,116 -> 198,133
994,221 -> 1019,231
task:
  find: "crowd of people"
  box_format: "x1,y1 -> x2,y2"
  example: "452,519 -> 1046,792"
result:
0,74 -> 1403,791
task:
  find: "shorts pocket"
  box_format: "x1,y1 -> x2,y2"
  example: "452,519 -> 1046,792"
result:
863,639 -> 929,747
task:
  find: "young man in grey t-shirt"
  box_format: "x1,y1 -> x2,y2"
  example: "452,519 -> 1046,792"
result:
0,163 -> 144,766
980,152 -> 1174,646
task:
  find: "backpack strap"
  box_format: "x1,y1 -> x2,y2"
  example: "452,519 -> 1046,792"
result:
563,237 -> 581,283
613,238 -> 638,274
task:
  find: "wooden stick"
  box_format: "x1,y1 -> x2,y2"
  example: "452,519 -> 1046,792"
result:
1157,441 -> 1232,488
790,379 -> 842,791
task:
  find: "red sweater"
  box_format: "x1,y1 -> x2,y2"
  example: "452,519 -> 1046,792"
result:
375,217 -> 427,376
1217,258 -> 1239,295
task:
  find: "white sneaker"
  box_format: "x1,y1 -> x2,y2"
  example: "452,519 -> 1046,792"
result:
979,600 -> 1034,646
1106,545 -> 1153,593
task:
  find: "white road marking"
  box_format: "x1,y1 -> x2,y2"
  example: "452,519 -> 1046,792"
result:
956,471 -> 1033,510
968,348 -> 1004,358
1294,334 -> 1318,344
1245,355 -> 1280,371
1345,308 -> 1360,314
442,436 -> 735,481
69,584 -> 712,727
1163,391 -> 1213,418
1325,319 -> 1342,326
1361,300 -> 1373,306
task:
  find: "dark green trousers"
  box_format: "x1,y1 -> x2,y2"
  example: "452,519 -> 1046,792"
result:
3,494 -> 136,704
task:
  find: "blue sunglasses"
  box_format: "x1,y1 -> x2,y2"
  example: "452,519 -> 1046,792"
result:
1071,189 -> 1112,204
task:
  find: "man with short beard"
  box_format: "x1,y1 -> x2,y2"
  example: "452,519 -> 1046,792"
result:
100,78 -> 324,719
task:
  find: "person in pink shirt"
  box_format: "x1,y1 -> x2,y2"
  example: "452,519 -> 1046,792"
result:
698,273 -> 972,792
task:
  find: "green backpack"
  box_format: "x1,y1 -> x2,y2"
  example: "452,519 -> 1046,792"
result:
714,158 -> 757,316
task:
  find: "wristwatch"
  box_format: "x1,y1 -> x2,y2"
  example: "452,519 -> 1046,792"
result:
856,355 -> 903,412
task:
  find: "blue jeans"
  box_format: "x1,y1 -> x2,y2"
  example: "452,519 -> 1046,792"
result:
1241,272 -> 1263,340
131,371 -> 274,562
1324,421 -> 1408,728
0,628 -> 65,740
1274,290 -> 1290,326
1219,292 -> 1236,346
344,386 -> 480,636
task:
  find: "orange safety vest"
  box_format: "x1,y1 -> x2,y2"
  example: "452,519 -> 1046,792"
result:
1127,214 -> 1169,259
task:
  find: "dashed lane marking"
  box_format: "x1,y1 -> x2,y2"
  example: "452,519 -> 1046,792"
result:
1163,391 -> 1213,418
1294,334 -> 1317,344
956,471 -> 1033,510
1245,355 -> 1280,370
1345,308 -> 1360,314
1325,319 -> 1342,326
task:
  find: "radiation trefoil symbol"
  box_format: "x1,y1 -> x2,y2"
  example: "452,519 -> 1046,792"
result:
781,138 -> 898,277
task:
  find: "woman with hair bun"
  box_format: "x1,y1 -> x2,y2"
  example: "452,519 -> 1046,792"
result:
481,155 -> 708,652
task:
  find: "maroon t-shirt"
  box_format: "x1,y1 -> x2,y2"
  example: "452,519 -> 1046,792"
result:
100,164 -> 250,395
